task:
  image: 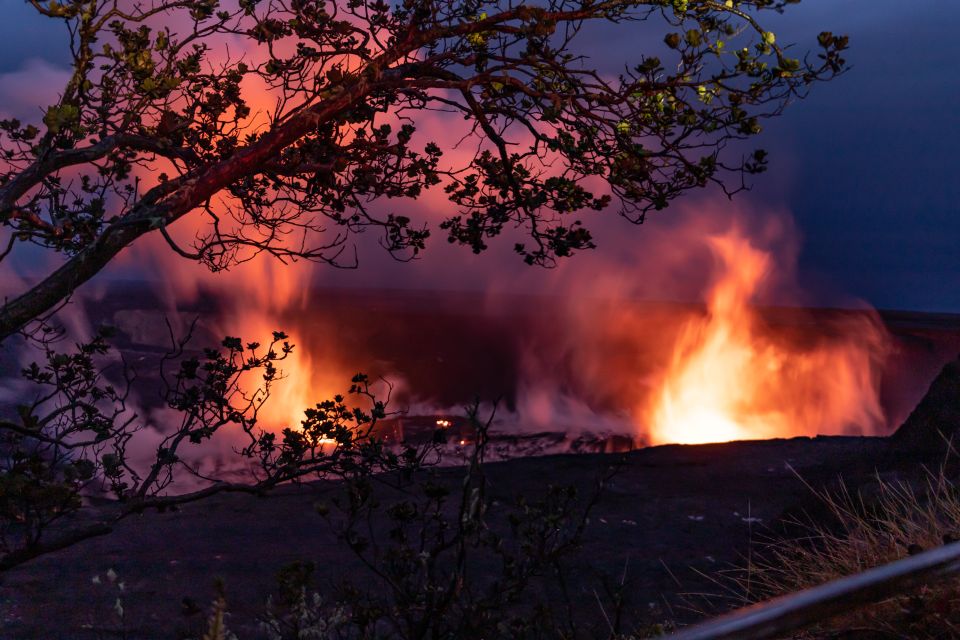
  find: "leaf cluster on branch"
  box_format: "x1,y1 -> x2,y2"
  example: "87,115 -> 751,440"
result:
195,406 -> 618,640
0,321 -> 397,570
317,405 -> 610,638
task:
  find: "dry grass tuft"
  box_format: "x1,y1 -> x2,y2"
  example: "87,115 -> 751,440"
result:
736,458 -> 960,638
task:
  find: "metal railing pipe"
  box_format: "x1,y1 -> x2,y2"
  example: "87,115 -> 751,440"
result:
668,541 -> 960,640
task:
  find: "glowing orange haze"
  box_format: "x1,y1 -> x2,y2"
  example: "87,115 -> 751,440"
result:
107,32 -> 886,447
218,260 -> 336,433
130,218 -> 889,447
644,230 -> 887,445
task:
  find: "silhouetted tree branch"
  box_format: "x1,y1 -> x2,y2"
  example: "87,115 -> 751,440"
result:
1,0 -> 847,338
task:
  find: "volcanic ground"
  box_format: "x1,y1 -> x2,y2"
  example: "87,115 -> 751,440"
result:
1,291 -> 959,638
0,434 -> 954,639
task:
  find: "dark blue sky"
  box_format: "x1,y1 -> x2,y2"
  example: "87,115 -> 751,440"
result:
757,1 -> 960,313
1,1 -> 958,312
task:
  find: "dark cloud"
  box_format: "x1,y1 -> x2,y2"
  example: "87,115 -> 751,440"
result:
757,0 -> 960,312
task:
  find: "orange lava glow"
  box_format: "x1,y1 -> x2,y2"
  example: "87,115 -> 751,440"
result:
645,230 -> 887,445
214,260 -> 344,434
113,27 -> 885,448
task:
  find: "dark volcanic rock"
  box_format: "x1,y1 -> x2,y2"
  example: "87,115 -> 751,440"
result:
0,436 -> 917,639
893,353 -> 960,451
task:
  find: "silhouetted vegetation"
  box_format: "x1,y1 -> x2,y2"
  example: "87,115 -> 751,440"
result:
0,0 -> 848,337
0,4 -> 849,632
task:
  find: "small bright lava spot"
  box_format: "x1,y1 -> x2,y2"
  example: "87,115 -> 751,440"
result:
436,419 -> 452,428
459,439 -> 466,445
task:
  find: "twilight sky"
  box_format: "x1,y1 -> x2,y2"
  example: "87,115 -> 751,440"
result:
1,1 -> 958,313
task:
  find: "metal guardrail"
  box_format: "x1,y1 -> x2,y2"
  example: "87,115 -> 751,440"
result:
668,541 -> 960,640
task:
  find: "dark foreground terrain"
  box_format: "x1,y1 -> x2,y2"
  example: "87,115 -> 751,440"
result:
0,435 -> 940,639
1,293 -> 957,637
